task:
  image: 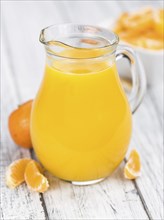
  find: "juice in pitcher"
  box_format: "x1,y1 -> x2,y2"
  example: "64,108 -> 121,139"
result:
31,24 -> 146,184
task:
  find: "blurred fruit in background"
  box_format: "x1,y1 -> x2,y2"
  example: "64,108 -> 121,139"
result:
114,7 -> 164,50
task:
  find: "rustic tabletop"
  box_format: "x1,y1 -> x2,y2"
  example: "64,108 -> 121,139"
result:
1,1 -> 163,220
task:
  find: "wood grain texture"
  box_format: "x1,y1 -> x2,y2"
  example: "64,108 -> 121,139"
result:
1,44 -> 46,220
130,88 -> 164,220
1,1 -> 163,219
43,164 -> 148,220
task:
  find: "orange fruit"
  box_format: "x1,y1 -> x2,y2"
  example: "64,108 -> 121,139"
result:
124,149 -> 141,180
8,100 -> 33,148
6,158 -> 31,188
6,158 -> 44,189
24,160 -> 49,193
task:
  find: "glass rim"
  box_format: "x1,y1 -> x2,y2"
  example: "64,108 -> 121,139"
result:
39,23 -> 119,59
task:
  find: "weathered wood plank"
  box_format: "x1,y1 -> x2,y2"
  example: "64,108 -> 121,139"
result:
1,24 -> 46,220
44,163 -> 148,220
1,0 -> 71,101
128,87 -> 163,220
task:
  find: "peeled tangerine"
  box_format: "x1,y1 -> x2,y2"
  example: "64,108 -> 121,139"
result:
6,158 -> 48,193
124,149 -> 141,180
6,158 -> 31,188
24,160 -> 49,193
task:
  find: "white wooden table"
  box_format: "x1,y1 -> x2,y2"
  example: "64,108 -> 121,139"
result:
1,1 -> 163,219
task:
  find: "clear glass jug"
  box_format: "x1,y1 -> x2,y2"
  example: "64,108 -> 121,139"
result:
31,24 -> 146,185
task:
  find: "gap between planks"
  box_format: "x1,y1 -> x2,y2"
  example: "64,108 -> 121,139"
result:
124,158 -> 153,220
1,26 -> 48,220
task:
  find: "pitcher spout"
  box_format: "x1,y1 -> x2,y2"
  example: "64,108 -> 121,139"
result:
39,23 -> 119,59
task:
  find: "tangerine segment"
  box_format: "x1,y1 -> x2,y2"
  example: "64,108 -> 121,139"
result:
6,158 -> 31,188
124,149 -> 141,180
24,161 -> 49,193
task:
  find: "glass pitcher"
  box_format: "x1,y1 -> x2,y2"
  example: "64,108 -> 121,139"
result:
31,24 -> 146,185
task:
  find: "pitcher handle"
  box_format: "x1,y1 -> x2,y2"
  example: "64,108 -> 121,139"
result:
116,45 -> 147,114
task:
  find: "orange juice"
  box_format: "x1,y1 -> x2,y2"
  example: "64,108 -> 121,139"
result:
31,54 -> 132,182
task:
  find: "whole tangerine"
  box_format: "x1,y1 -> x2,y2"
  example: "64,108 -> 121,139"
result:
8,100 -> 33,148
